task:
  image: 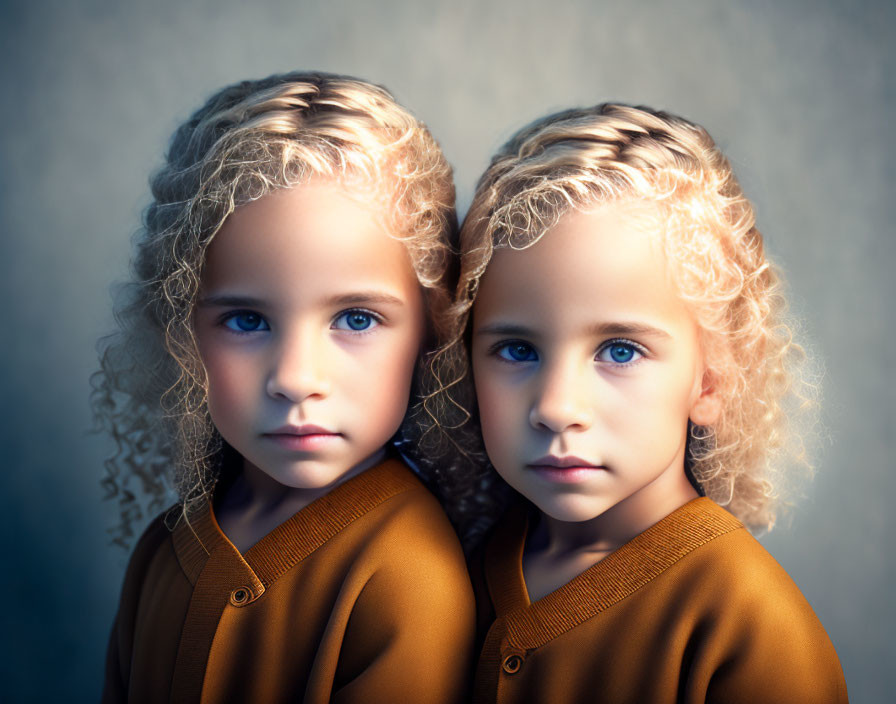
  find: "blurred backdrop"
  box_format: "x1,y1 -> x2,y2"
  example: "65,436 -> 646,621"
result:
1,0 -> 893,700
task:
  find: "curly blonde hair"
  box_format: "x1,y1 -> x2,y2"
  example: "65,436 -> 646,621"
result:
434,103 -> 819,532
92,71 -> 479,547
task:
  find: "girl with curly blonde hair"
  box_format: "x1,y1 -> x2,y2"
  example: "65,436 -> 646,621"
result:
440,104 -> 846,702
95,71 -> 477,703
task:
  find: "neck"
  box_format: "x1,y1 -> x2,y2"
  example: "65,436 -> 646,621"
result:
214,447 -> 389,554
224,447 -> 387,524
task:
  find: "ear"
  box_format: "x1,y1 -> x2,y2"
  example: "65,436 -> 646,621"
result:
689,368 -> 721,426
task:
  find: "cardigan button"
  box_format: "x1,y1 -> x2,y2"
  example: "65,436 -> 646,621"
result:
502,654 -> 523,674
231,588 -> 250,605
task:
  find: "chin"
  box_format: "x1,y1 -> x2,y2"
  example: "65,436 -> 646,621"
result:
527,492 -> 613,524
274,461 -> 351,489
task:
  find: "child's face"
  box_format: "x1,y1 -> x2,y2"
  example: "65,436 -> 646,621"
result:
471,201 -> 718,524
194,180 -> 424,490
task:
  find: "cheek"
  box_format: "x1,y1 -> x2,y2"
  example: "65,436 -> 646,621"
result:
609,370 -> 694,439
473,371 -> 521,464
375,349 -> 416,411
201,348 -> 256,429
475,380 -> 503,433
355,331 -> 421,434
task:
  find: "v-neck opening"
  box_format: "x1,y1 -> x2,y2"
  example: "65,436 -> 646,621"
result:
172,457 -> 422,589
485,496 -> 744,650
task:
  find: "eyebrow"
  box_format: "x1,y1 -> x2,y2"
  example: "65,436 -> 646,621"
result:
197,294 -> 266,308
197,291 -> 406,308
474,323 -> 536,337
587,322 -> 671,339
474,321 -> 671,339
323,292 -> 406,308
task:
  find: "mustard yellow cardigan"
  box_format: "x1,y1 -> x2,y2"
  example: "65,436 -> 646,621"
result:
103,458 -> 475,703
472,497 -> 847,703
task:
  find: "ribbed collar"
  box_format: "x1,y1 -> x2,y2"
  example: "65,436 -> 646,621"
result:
171,458 -> 420,594
484,497 -> 743,650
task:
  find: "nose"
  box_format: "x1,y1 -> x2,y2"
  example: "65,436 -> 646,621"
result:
528,358 -> 593,433
265,329 -> 331,403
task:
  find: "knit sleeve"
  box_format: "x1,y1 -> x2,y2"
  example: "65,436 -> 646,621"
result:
101,611 -> 127,704
329,495 -> 477,704
101,512 -> 170,704
467,540 -> 498,653
692,536 -> 849,703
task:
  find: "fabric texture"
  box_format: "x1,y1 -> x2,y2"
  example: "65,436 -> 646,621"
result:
103,457 -> 475,704
472,497 -> 848,703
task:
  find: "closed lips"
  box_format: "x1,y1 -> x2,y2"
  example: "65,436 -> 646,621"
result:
528,455 -> 603,469
265,425 -> 339,436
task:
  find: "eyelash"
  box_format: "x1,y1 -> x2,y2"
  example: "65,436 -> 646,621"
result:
489,340 -> 538,364
595,338 -> 648,367
488,338 -> 648,367
331,308 -> 384,334
217,308 -> 385,336
218,310 -> 270,335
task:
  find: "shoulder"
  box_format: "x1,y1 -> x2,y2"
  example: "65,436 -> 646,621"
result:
673,513 -> 819,618
112,506 -> 180,624
660,504 -> 848,701
328,469 -> 476,703
655,502 -> 824,627
332,464 -> 475,658
358,460 -> 464,549
366,471 -> 468,574
121,507 -> 176,576
338,462 -> 472,600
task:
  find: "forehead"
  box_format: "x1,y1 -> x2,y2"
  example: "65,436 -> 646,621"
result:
201,180 -> 417,295
474,201 -> 690,331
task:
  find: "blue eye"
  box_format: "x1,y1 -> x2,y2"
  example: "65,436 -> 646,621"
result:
223,311 -> 269,333
333,310 -> 380,332
495,342 -> 538,363
596,340 -> 643,365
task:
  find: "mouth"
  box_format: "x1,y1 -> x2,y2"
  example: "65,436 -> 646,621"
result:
262,424 -> 342,450
527,455 -> 607,483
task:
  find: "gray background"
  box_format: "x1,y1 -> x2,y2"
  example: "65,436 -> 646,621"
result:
1,0 -> 892,701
